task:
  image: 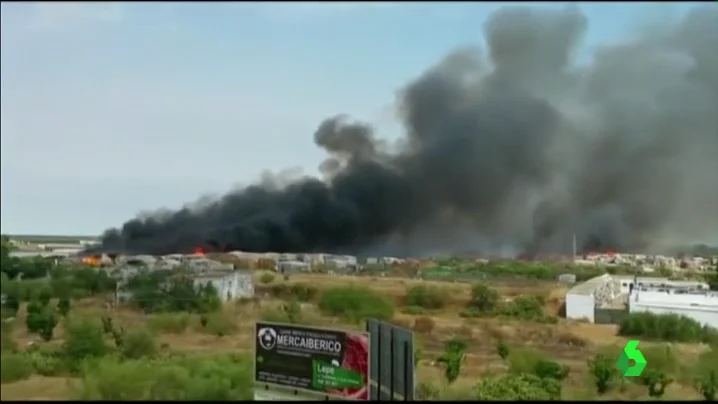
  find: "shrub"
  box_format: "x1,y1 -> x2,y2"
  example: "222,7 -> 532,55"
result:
259,273 -> 275,284
318,286 -> 394,323
534,359 -> 570,381
500,296 -> 544,319
38,286 -> 53,306
203,311 -> 237,337
1,320 -> 17,353
468,284 -> 499,313
0,352 -> 33,383
288,283 -> 318,302
405,285 -> 449,310
412,316 -> 436,334
265,283 -> 318,302
588,353 -> 617,394
147,313 -> 192,334
57,297 -> 71,317
121,329 -> 157,359
618,312 -> 716,343
76,354 -> 254,400
438,338 -> 466,384
474,374 -> 559,400
27,349 -> 67,376
497,342 -> 510,360
63,319 -> 110,365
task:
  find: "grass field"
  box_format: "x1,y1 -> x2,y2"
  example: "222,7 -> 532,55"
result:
1,273 -> 713,400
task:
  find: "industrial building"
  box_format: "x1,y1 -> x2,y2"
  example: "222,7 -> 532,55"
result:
565,274 -> 716,327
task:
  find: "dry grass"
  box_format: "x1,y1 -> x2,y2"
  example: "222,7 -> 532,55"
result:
1,274 -> 709,401
0,376 -> 76,401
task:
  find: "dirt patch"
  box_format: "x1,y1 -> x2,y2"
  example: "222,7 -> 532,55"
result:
1,376 -> 77,401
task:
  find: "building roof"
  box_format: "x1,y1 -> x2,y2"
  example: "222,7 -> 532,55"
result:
567,274 -> 612,296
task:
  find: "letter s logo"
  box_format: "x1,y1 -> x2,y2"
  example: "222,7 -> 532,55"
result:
617,340 -> 647,377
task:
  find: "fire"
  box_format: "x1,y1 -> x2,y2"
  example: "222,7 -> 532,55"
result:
193,247 -> 206,256
82,256 -> 101,266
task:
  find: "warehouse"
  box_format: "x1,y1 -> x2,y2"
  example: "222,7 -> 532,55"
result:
565,274 -> 618,323
629,288 -> 718,329
565,273 -> 716,326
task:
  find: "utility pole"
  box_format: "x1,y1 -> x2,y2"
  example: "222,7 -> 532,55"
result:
572,233 -> 577,262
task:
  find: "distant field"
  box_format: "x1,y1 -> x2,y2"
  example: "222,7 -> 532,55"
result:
7,234 -> 99,244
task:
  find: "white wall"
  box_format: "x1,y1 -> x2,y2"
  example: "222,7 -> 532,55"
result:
566,293 -> 595,323
194,271 -> 254,302
629,303 -> 718,329
629,291 -> 718,328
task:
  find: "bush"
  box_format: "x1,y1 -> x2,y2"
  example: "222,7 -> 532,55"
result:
26,349 -> 67,376
497,342 -> 510,360
1,320 -> 17,353
412,316 -> 436,334
474,374 -> 559,400
438,338 -> 467,384
76,354 -> 254,400
405,285 -> 449,310
318,286 -> 394,323
588,353 -> 617,394
468,284 -> 500,313
0,352 -> 33,383
266,283 -> 318,302
618,312 -> 717,343
147,313 -> 192,334
63,319 -> 110,366
203,311 -> 237,337
120,329 -> 157,359
57,297 -> 71,317
259,273 -> 275,284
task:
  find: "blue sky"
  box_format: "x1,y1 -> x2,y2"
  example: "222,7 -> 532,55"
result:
0,2 -> 698,236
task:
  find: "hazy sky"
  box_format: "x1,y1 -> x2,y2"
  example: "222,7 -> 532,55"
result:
0,2 -> 698,236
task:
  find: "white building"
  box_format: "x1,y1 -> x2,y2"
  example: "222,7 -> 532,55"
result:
192,270 -> 254,302
566,273 -> 717,327
565,274 -> 615,323
629,289 -> 718,329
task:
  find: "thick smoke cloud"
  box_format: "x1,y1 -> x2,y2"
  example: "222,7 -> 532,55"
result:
98,6 -> 718,256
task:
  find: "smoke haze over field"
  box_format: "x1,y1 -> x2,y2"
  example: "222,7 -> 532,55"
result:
98,5 -> 718,257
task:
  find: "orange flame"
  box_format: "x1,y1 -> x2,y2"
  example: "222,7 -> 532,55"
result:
82,256 -> 101,266
193,247 -> 206,256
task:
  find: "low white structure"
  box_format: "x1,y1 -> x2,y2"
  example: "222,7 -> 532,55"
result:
565,274 -> 615,323
629,289 -> 718,329
192,270 -> 254,301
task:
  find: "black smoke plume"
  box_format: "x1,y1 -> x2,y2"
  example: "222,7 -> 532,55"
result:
97,5 -> 718,257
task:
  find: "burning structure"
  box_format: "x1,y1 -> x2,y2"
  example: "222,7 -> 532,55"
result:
94,6 -> 718,258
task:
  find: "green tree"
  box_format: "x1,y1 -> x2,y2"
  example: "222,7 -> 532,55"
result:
588,353 -> 616,394
438,338 -> 466,384
497,341 -> 510,361
26,308 -> 56,338
57,297 -> 71,317
1,294 -> 20,317
63,319 -> 110,363
696,370 -> 717,401
642,369 -> 672,398
38,286 -> 53,306
120,328 -> 157,359
38,312 -> 58,341
534,359 -> 569,381
468,284 -> 499,313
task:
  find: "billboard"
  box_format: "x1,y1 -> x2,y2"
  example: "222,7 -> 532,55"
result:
366,319 -> 415,401
254,322 -> 370,400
